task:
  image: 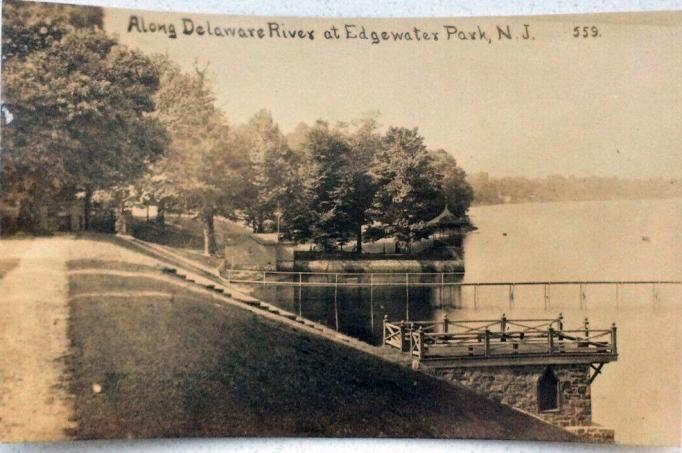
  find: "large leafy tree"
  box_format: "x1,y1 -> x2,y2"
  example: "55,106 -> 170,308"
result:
2,0 -> 103,61
140,57 -> 249,255
369,127 -> 442,248
429,149 -> 474,217
292,119 -> 379,252
235,110 -> 302,234
298,121 -> 352,250
2,4 -> 165,231
331,118 -> 380,252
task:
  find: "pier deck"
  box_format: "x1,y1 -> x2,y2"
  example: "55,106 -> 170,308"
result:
384,314 -> 617,367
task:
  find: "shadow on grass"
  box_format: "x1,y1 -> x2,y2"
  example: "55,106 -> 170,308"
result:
0,258 -> 20,279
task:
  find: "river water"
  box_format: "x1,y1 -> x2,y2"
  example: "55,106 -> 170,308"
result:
244,198 -> 682,445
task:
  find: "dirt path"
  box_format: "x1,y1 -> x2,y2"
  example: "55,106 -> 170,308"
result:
0,238 -> 75,442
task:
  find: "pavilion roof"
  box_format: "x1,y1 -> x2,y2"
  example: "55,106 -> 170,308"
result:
426,206 -> 469,227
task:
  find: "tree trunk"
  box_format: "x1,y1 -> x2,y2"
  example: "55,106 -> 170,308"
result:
17,198 -> 38,233
115,205 -> 130,235
355,222 -> 363,254
202,208 -> 217,256
83,188 -> 92,231
156,200 -> 165,225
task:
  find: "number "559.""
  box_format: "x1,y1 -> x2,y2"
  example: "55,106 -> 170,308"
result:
574,26 -> 600,38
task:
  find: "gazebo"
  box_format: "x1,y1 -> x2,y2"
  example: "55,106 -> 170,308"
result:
426,206 -> 469,247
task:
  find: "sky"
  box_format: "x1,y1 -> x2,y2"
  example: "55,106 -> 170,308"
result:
103,8 -> 682,179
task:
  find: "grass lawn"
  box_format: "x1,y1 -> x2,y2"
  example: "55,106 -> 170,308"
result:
65,259 -> 576,441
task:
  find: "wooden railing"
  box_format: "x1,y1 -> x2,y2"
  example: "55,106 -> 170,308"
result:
384,314 -> 617,362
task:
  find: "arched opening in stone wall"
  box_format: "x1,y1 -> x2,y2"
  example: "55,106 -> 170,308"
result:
537,366 -> 560,411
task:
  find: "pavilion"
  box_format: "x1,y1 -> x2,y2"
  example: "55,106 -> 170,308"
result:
426,206 -> 470,248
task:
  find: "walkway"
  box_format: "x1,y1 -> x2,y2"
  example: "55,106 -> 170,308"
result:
0,238 -> 75,442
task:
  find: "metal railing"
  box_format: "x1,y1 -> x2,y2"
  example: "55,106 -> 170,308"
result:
219,268 -> 682,327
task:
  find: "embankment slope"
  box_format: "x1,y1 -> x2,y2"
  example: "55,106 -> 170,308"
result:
63,237 -> 575,442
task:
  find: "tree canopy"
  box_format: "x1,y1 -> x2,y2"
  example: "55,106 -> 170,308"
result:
1,1 -> 474,253
138,57 -> 250,254
368,127 -> 443,246
2,4 -> 165,231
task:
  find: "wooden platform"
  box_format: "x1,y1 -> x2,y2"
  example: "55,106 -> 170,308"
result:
384,314 -> 618,367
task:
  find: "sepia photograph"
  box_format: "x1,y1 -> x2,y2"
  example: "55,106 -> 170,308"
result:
1,0 -> 681,448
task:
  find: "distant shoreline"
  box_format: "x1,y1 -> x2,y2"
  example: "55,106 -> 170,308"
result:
471,195 -> 682,208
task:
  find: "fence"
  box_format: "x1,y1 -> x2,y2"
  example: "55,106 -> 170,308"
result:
383,314 -> 617,363
220,268 -> 682,319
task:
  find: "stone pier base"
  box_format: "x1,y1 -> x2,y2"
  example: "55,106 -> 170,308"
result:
566,425 -> 615,443
422,362 -> 615,443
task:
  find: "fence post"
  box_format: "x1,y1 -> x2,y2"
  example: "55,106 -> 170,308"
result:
583,317 -> 590,338
544,283 -> 550,310
484,330 -> 490,357
334,273 -> 339,331
399,320 -> 406,352
382,314 -> 388,346
405,273 -> 410,321
611,322 -> 618,354
418,327 -> 425,359
557,312 -> 564,346
548,326 -> 554,353
440,273 -> 444,307
443,314 -> 449,333
295,273 -> 302,316
500,313 -> 507,341
369,273 -> 374,331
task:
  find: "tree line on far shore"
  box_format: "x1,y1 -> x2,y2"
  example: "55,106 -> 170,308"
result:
469,172 -> 682,206
1,1 -> 473,255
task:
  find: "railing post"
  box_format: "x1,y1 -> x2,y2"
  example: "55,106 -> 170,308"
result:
547,327 -> 554,353
382,315 -> 388,346
440,273 -> 444,307
443,314 -> 449,333
544,283 -> 550,310
584,317 -> 590,338
369,273 -> 374,331
298,273 -> 303,317
405,273 -> 410,321
500,313 -> 507,341
418,327 -> 425,359
557,312 -> 564,346
334,273 -> 339,331
484,329 -> 490,357
399,320 -> 406,352
611,322 -> 618,354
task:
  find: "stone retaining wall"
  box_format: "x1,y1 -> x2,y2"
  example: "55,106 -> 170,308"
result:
427,364 -> 593,427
